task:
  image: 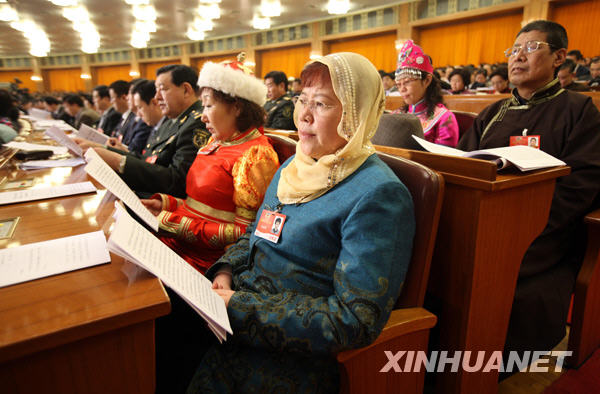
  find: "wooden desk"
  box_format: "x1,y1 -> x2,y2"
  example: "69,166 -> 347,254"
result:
0,164 -> 170,394
375,146 -> 570,394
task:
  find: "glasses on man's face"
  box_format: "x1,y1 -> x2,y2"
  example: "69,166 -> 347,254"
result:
504,41 -> 554,58
296,96 -> 336,116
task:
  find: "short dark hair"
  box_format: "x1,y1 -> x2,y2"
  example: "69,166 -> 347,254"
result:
109,80 -> 130,97
449,68 -> 469,89
518,20 -> 568,52
93,85 -> 110,99
133,79 -> 157,105
264,71 -> 288,90
203,87 -> 265,132
156,64 -> 199,94
490,66 -> 508,81
43,96 -> 60,105
591,56 -> 600,65
567,50 -> 584,60
559,59 -> 576,73
64,94 -> 84,107
475,68 -> 487,77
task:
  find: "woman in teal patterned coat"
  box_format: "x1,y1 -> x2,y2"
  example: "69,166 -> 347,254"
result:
188,52 -> 415,393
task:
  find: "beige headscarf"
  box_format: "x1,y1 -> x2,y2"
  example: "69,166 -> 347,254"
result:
277,52 -> 385,204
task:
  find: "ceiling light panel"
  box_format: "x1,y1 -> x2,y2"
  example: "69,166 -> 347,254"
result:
260,0 -> 281,17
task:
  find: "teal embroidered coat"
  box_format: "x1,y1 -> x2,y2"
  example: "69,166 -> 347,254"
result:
190,154 -> 415,393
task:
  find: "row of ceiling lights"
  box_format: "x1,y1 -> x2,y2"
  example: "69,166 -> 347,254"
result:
0,0 -> 352,55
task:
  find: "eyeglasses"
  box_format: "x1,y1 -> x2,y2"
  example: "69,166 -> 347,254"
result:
504,41 -> 555,58
296,97 -> 336,116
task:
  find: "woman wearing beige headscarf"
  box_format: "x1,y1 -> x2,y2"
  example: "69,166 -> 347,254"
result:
188,52 -> 415,393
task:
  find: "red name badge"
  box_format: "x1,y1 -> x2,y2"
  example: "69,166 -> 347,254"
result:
145,155 -> 158,164
254,209 -> 286,243
510,135 -> 541,149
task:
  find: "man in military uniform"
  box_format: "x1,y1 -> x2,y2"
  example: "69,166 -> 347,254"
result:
91,65 -> 210,198
263,70 -> 296,130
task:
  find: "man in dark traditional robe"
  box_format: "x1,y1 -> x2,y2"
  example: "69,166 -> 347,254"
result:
458,20 -> 600,369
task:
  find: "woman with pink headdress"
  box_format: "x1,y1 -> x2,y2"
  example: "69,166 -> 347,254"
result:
394,40 -> 459,147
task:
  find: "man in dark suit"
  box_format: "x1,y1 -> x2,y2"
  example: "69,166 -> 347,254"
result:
63,94 -> 100,129
94,84 -> 122,135
263,70 -> 296,130
88,65 -> 209,198
557,60 -> 589,91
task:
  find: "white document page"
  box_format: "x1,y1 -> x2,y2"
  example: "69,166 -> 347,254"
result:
76,123 -> 110,145
29,108 -> 52,120
19,158 -> 86,170
0,181 -> 96,205
44,126 -> 84,157
0,230 -> 110,288
108,203 -> 231,341
34,119 -> 77,132
5,141 -> 68,155
84,148 -> 158,231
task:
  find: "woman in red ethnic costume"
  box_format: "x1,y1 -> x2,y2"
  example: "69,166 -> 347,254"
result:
143,57 -> 279,273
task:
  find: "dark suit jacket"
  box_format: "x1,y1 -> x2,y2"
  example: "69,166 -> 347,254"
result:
122,117 -> 152,155
97,107 -> 122,136
120,101 -> 210,198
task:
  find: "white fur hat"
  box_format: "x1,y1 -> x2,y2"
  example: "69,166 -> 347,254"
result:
197,60 -> 267,107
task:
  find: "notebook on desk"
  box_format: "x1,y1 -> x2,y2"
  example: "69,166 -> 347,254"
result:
412,136 -> 566,171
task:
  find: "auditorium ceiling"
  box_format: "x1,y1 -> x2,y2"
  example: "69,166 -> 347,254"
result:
0,0 -> 411,56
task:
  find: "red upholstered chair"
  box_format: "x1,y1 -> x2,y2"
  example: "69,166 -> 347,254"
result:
266,133 -> 297,164
568,208 -> 600,368
451,110 -> 477,139
337,152 -> 444,394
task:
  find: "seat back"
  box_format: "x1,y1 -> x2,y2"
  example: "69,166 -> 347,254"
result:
371,113 -> 425,150
451,110 -> 477,139
376,152 -> 444,308
266,133 -> 297,164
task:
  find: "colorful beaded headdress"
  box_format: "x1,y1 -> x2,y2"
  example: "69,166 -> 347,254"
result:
395,40 -> 433,80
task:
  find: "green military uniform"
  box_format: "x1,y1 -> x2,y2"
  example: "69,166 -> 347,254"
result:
264,93 -> 296,130
120,100 -> 210,198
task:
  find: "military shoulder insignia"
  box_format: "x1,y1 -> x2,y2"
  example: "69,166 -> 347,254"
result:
282,105 -> 292,118
193,129 -> 211,148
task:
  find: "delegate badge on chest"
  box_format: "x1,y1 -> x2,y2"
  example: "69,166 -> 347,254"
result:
510,135 -> 541,149
145,154 -> 158,164
254,209 -> 286,243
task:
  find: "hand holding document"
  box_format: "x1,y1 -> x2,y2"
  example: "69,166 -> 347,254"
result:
108,203 -> 232,341
76,123 -> 110,145
0,231 -> 110,288
412,136 -> 566,171
84,148 -> 159,231
44,126 -> 84,157
0,181 -> 96,205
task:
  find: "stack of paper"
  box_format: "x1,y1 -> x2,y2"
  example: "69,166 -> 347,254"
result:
33,119 -> 77,132
84,148 -> 159,231
109,203 -> 232,341
18,158 -> 86,170
0,231 -> 110,288
4,141 -> 68,155
0,181 -> 96,205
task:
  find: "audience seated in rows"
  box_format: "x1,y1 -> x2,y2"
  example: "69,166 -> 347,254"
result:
76,65 -> 210,198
